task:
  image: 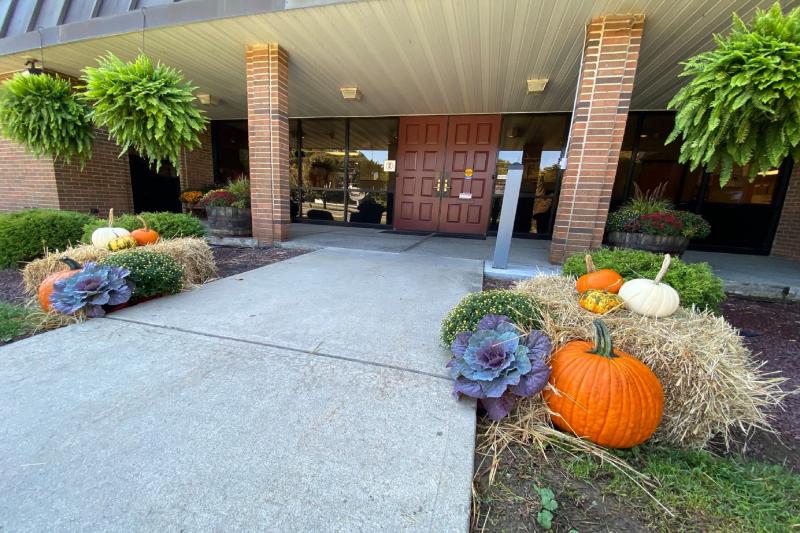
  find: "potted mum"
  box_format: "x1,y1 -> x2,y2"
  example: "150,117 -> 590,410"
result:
606,184 -> 710,256
180,190 -> 206,218
202,178 -> 252,237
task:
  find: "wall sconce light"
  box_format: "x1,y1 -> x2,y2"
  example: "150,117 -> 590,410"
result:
340,87 -> 362,101
196,92 -> 219,105
527,78 -> 548,94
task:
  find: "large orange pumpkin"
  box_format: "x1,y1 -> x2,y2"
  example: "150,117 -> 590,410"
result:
130,216 -> 159,246
38,257 -> 82,311
576,254 -> 623,294
544,320 -> 664,448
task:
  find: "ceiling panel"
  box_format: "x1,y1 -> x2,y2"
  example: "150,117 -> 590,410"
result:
0,0 -> 795,119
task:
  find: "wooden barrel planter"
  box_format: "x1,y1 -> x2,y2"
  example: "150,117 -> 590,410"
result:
206,206 -> 253,237
608,231 -> 689,256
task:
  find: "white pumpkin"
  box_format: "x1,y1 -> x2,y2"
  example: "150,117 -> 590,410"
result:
619,254 -> 680,318
91,208 -> 130,249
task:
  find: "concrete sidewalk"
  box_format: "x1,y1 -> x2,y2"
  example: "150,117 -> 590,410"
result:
0,249 -> 481,531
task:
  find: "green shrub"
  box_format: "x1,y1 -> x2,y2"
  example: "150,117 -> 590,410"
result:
226,177 -> 251,208
0,209 -> 94,268
441,290 -> 544,347
81,211 -> 205,243
100,249 -> 184,300
563,248 -> 725,312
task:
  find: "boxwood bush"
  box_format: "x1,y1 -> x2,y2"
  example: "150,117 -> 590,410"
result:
0,209 -> 94,268
81,211 -> 205,243
441,290 -> 544,347
563,248 -> 725,312
100,249 -> 184,300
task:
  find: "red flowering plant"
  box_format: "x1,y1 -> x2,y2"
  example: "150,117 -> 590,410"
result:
200,190 -> 236,207
623,212 -> 685,237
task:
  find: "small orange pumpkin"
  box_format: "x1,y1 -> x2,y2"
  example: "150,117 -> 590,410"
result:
38,257 -> 82,311
576,254 -> 623,294
130,216 -> 159,245
544,320 -> 664,449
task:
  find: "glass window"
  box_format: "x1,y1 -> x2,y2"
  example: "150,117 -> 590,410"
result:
212,120 -> 249,184
347,118 -> 398,225
492,114 -> 569,236
297,119 -> 347,222
610,113 -> 639,207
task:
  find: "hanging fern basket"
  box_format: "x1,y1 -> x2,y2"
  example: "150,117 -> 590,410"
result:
667,3 -> 800,187
0,72 -> 94,166
82,53 -> 208,173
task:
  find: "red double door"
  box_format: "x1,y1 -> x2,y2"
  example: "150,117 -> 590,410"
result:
393,115 -> 501,235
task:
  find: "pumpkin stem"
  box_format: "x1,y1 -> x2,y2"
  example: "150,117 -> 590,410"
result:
589,319 -> 617,358
584,254 -> 596,273
136,215 -> 149,231
107,208 -> 114,228
654,254 -> 671,284
59,257 -> 81,270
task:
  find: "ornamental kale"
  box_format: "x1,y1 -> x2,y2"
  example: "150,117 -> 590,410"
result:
50,262 -> 134,318
448,314 -> 551,421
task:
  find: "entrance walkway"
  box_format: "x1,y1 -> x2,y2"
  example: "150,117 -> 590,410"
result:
284,223 -> 800,300
0,249 -> 481,531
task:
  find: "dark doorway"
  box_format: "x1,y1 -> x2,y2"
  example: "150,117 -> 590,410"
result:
129,154 -> 181,213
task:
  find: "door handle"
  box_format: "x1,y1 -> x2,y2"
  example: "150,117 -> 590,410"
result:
442,172 -> 450,197
435,173 -> 442,193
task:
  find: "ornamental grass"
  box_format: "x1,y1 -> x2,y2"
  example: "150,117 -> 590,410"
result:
514,275 -> 788,450
22,237 -> 216,294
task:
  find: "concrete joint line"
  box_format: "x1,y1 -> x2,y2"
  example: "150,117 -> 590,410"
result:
104,316 -> 451,382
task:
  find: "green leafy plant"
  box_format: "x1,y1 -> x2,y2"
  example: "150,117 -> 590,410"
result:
440,290 -> 543,346
0,209 -> 95,268
226,177 -> 251,209
82,53 -> 207,173
667,3 -> 800,186
535,487 -> 559,530
563,248 -> 725,312
0,73 -> 94,166
100,249 -> 183,300
80,211 -> 205,243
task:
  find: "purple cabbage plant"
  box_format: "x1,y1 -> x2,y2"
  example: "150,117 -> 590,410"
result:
50,262 -> 134,318
447,314 -> 552,421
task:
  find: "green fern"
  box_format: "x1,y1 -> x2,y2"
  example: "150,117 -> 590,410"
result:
0,73 -> 93,166
668,3 -> 800,186
81,53 -> 207,173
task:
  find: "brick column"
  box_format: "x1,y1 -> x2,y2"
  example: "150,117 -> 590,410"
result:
771,161 -> 799,261
246,43 -> 290,244
549,14 -> 644,263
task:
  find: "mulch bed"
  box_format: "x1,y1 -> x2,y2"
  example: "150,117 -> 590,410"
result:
210,246 -> 309,278
0,268 -> 26,306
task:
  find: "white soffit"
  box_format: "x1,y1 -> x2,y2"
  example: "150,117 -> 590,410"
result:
0,0 -> 795,119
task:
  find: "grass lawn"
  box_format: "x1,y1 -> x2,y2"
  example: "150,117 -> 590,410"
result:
0,302 -> 30,344
473,440 -> 800,532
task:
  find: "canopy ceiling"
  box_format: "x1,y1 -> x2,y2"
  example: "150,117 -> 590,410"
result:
0,0 -> 794,119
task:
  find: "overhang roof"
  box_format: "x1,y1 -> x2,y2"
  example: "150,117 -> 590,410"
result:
0,0 -> 795,119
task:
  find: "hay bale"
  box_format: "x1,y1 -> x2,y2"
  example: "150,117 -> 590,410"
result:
22,245 -> 110,294
515,275 -> 787,449
22,237 -> 216,294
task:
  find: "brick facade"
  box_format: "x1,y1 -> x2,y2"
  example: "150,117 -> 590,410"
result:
0,138 -> 60,212
54,131 -> 134,216
771,161 -> 799,261
180,128 -> 215,191
549,14 -> 645,263
245,43 -> 290,244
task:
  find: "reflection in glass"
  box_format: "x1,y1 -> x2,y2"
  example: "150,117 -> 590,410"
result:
347,118 -> 398,225
492,114 -> 569,236
296,119 -> 347,222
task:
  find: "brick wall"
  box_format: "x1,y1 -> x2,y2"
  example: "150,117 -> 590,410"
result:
549,14 -> 645,263
0,138 -> 60,212
180,128 -> 215,191
246,43 -> 290,244
54,131 -> 134,216
771,161 -> 799,261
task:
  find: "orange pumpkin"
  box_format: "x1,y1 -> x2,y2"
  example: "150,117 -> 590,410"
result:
38,257 -> 82,311
576,254 -> 623,294
130,216 -> 159,245
544,319 -> 664,449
